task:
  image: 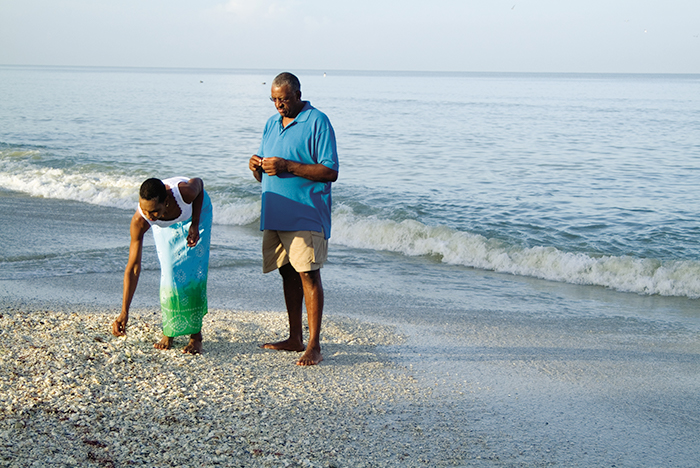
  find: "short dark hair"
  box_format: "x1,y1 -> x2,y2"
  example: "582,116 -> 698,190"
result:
272,72 -> 301,94
139,178 -> 167,203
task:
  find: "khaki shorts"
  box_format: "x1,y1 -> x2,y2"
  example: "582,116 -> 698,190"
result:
262,230 -> 328,274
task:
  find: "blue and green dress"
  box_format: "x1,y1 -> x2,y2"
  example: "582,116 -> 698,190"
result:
138,177 -> 212,337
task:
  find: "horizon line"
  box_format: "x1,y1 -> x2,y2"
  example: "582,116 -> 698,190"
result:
1,63 -> 699,77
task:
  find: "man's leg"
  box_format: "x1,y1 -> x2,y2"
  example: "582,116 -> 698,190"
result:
260,263 -> 306,351
298,269 -> 324,366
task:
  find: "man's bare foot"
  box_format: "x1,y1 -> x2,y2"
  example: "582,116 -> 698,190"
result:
154,336 -> 173,350
183,337 -> 203,354
259,338 -> 305,352
297,347 -> 323,366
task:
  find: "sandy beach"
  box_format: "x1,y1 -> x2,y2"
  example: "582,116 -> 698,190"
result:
2,276 -> 700,468
1,303 -> 478,468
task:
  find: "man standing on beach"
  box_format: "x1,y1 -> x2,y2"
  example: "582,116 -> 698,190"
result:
248,72 -> 339,366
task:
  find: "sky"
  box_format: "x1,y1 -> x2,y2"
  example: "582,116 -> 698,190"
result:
1,0 -> 699,74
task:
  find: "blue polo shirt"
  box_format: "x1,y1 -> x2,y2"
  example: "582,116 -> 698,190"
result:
258,101 -> 339,238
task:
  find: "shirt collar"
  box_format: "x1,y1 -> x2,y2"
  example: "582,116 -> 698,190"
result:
277,101 -> 312,127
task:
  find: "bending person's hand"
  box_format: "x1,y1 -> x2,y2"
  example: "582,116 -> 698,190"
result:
112,313 -> 128,336
187,224 -> 200,247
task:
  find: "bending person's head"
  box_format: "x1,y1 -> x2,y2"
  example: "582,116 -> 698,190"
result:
140,178 -> 167,203
139,178 -> 168,222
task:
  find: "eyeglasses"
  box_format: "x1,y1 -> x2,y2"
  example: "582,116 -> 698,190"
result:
269,97 -> 292,104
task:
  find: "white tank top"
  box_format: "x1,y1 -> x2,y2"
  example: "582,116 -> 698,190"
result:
138,176 -> 192,227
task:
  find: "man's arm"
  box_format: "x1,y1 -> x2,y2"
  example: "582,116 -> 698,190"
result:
260,158 -> 338,182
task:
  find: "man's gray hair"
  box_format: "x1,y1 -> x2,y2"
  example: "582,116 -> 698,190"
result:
272,72 -> 301,94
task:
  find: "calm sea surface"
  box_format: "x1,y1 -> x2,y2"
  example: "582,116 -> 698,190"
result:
1,65 -> 699,308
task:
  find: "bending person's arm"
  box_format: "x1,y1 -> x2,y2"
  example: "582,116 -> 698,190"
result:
178,177 -> 204,247
112,212 -> 150,336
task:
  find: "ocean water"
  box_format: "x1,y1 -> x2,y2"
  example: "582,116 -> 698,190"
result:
2,66 -> 699,300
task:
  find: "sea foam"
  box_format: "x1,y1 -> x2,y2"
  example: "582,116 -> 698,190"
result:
4,152 -> 699,298
0,152 -> 140,210
0,152 -> 262,224
331,205 -> 700,298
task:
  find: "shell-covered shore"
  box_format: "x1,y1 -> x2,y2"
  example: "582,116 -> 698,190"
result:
0,307 -> 483,468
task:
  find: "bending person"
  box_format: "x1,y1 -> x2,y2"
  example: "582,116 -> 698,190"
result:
112,177 -> 212,354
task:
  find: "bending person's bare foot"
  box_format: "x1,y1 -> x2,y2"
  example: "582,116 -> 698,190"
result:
297,346 -> 323,366
260,338 -> 305,352
183,333 -> 203,354
154,335 -> 173,350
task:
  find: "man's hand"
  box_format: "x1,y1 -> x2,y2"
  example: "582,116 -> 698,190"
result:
249,155 -> 264,181
249,155 -> 263,172
252,154 -> 337,182
260,157 -> 287,177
